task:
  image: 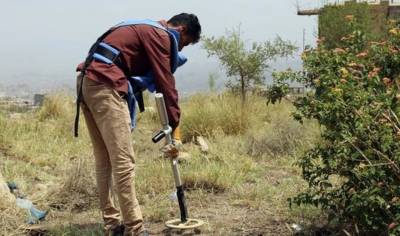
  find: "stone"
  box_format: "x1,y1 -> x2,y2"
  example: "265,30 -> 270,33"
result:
33,94 -> 45,107
196,136 -> 209,153
0,171 -> 15,208
177,152 -> 190,162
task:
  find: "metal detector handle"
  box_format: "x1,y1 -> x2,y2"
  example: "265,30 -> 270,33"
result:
152,131 -> 166,143
154,93 -> 173,144
152,125 -> 172,143
154,93 -> 188,222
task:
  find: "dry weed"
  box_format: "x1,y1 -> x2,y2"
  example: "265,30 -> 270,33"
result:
47,156 -> 97,211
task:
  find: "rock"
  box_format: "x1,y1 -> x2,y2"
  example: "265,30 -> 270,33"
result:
0,171 -> 15,208
33,94 -> 45,107
196,136 -> 209,153
178,152 -> 190,162
290,223 -> 303,233
179,152 -> 190,158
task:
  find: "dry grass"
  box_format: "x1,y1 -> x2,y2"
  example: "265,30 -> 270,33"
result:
180,93 -> 266,141
46,156 -> 97,211
0,207 -> 26,236
245,102 -> 320,159
37,93 -> 73,121
0,92 -> 322,235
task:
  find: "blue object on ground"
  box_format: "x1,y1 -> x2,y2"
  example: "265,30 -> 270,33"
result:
16,197 -> 48,224
6,181 -> 48,224
30,206 -> 48,221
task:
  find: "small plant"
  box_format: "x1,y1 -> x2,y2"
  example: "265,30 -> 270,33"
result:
208,72 -> 219,92
266,70 -> 291,105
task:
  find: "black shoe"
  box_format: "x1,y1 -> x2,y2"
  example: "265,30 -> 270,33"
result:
111,224 -> 125,236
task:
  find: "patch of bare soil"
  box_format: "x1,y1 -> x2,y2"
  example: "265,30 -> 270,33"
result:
146,194 -> 291,236
24,194 -> 292,236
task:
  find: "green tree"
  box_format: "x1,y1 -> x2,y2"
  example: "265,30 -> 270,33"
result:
202,27 -> 297,105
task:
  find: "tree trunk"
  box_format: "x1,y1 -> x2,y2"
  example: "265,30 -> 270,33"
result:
239,76 -> 246,129
240,76 -> 246,107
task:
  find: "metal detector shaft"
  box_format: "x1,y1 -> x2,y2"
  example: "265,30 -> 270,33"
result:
154,93 -> 188,222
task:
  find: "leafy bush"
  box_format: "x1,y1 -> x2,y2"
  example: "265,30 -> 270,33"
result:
282,18 -> 400,234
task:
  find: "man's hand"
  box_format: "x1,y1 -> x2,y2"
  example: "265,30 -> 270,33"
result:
160,127 -> 183,159
161,143 -> 179,159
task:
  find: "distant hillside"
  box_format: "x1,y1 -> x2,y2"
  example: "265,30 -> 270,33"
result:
0,57 -> 303,98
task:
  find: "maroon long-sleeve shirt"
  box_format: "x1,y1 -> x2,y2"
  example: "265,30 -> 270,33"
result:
77,20 -> 180,129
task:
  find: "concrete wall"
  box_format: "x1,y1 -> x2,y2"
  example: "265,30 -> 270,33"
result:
318,1 -> 400,48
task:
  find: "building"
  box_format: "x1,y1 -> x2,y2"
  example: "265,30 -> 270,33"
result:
298,0 -> 400,49
298,0 -> 400,17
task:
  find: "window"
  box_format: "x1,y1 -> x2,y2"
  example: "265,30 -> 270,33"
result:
390,0 -> 400,6
356,0 -> 381,4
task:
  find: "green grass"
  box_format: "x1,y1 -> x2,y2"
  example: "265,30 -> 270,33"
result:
0,92 -> 322,235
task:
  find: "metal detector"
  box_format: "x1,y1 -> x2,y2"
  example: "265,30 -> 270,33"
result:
152,93 -> 204,230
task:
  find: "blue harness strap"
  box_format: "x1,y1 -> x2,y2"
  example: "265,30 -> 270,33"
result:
92,42 -> 120,64
114,19 -> 166,28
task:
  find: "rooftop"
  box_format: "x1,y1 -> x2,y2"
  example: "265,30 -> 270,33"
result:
298,0 -> 400,16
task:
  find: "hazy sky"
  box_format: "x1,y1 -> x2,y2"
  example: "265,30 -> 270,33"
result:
0,0 -> 319,95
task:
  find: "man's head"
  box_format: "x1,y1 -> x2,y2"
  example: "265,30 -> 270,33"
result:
167,13 -> 201,51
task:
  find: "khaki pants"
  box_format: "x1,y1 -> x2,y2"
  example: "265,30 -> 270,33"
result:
78,75 -> 143,235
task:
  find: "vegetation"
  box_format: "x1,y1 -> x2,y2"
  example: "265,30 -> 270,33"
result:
0,92 -> 319,235
180,93 -> 265,141
274,17 -> 400,234
207,72 -> 219,92
8,11 -> 400,236
319,2 -> 389,49
202,27 -> 297,105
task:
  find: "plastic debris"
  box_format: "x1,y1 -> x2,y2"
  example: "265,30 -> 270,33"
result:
8,181 -> 48,224
169,191 -> 178,201
291,223 -> 303,233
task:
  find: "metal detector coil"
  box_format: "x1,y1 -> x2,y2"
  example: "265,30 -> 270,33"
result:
152,93 -> 204,230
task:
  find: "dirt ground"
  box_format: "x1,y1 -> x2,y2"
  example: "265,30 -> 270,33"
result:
1,147 -> 316,236
27,193 -> 293,236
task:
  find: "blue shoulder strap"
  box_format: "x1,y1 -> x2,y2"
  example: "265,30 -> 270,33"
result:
114,19 -> 166,30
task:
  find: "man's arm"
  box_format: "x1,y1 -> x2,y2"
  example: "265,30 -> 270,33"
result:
139,27 -> 180,130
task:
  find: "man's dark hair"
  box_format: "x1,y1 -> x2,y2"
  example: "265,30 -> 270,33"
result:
168,13 -> 201,44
